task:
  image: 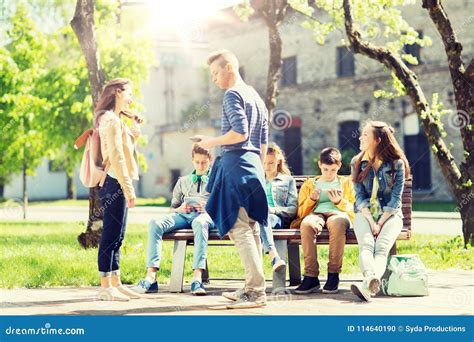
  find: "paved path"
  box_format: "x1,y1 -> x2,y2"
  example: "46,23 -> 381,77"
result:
0,205 -> 463,235
1,270 -> 472,316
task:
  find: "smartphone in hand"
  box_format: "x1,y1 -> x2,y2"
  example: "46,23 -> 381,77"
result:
184,196 -> 202,212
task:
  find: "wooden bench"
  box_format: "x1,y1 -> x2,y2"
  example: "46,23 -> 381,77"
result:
163,175 -> 412,292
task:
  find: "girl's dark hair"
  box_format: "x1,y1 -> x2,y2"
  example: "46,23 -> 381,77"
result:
94,78 -> 141,126
352,121 -> 411,183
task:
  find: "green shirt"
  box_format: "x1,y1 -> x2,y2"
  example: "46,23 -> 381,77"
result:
313,178 -> 342,214
266,180 -> 275,207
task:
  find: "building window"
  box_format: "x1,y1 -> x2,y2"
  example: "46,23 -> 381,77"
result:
403,30 -> 423,66
403,114 -> 431,191
280,56 -> 297,87
283,117 -> 303,175
338,120 -> 359,152
337,120 -> 359,174
336,46 -> 355,77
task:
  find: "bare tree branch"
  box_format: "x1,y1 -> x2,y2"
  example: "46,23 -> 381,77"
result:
421,0 -> 473,190
421,0 -> 464,78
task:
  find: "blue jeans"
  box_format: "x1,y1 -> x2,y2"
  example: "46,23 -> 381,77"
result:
98,175 -> 128,277
147,212 -> 215,270
259,214 -> 282,253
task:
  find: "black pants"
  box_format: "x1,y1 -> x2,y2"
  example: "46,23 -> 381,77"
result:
97,175 -> 128,276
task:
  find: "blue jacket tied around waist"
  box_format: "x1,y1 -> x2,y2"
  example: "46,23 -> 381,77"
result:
205,150 -> 269,237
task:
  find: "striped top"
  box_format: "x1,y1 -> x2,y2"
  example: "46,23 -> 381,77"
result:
221,83 -> 269,153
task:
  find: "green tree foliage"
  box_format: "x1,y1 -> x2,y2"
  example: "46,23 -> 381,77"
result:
0,5 -> 52,183
1,1 -> 155,198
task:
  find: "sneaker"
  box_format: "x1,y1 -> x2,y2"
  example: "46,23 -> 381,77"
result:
322,272 -> 340,294
131,278 -> 158,294
226,292 -> 266,309
191,280 -> 207,296
271,256 -> 286,272
97,287 -> 130,302
294,276 -> 320,294
350,283 -> 371,302
366,276 -> 381,295
222,288 -> 244,301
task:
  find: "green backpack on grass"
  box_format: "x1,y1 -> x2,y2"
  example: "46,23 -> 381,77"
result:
382,254 -> 429,297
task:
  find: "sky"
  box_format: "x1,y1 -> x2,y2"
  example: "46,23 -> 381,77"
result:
0,0 -> 244,45
120,0 -> 244,42
126,0 -> 243,28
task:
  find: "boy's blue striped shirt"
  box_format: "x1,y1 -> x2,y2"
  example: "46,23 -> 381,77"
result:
221,83 -> 268,153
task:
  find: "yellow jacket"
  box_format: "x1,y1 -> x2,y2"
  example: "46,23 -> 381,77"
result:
99,111 -> 139,200
290,175 -> 355,228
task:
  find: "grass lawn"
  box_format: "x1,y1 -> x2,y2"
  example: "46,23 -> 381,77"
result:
412,201 -> 458,212
0,221 -> 471,289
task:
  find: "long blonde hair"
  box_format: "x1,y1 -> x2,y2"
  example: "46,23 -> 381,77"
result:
267,143 -> 291,175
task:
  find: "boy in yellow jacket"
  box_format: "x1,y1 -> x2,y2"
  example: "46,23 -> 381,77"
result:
291,147 -> 354,294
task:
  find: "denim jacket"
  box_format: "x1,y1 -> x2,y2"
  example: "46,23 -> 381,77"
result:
268,173 -> 298,221
350,155 -> 405,217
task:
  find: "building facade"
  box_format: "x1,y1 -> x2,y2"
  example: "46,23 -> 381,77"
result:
5,0 -> 472,202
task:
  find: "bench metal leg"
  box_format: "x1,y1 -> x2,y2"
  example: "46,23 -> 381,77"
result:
273,239 -> 288,290
169,240 -> 187,293
288,243 -> 301,286
202,259 -> 210,285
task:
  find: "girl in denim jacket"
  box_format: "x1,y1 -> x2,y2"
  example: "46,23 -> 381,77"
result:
261,143 -> 298,271
350,121 -> 411,302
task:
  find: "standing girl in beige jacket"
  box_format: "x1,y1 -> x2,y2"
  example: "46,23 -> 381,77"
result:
95,78 -> 141,301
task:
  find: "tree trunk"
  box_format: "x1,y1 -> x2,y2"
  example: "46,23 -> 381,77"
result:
66,173 -> 76,200
71,0 -> 105,104
454,87 -> 474,247
259,0 -> 288,121
22,161 -> 27,220
421,0 -> 473,246
459,191 -> 474,246
77,187 -> 103,248
265,20 -> 283,120
0,182 -> 4,200
71,0 -> 105,248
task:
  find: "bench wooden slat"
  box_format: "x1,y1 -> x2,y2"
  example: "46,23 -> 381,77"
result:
163,228 -> 411,242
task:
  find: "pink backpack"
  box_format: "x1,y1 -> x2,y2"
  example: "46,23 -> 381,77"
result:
74,126 -> 110,188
